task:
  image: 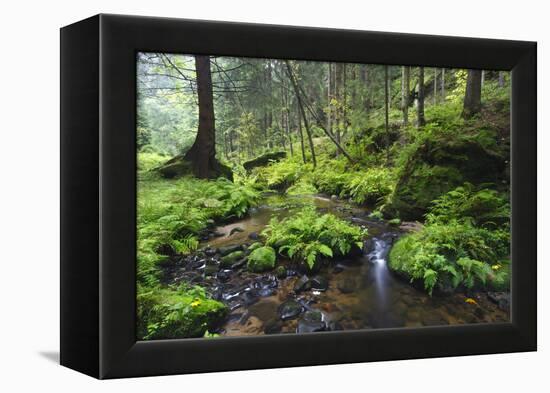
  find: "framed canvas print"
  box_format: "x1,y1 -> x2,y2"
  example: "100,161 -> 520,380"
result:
60,14 -> 536,379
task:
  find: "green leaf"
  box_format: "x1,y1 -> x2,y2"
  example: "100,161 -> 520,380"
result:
318,244 -> 333,257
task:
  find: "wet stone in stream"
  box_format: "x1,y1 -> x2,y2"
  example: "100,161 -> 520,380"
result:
293,275 -> 311,293
297,310 -> 326,333
278,299 -> 304,321
310,276 -> 329,291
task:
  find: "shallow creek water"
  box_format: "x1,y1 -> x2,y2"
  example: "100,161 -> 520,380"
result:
162,194 -> 510,337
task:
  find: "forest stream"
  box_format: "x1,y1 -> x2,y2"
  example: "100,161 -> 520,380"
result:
160,194 -> 510,336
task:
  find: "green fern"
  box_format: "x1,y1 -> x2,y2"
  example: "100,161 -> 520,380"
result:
263,207 -> 366,270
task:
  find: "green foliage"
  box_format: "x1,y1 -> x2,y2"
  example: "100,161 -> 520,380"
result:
389,221 -> 509,295
311,165 -> 394,205
446,69 -> 468,103
137,284 -> 228,340
138,152 -> 169,174
247,246 -> 277,272
137,175 -> 260,286
263,207 -> 366,270
426,183 -> 510,229
311,165 -> 350,196
386,103 -> 509,220
342,168 -> 394,204
253,159 -> 309,191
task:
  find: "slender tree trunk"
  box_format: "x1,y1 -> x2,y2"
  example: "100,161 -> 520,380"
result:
441,68 -> 445,100
498,71 -> 505,88
327,63 -> 333,136
229,130 -> 235,154
265,61 -> 273,149
286,101 -> 293,156
481,70 -> 485,87
433,68 -> 437,105
342,63 -> 347,138
387,67 -> 391,110
401,66 -> 410,126
360,65 -> 369,112
297,107 -> 307,164
417,67 -> 426,127
184,55 -> 217,178
334,63 -> 342,151
384,65 -> 390,162
462,69 -> 482,119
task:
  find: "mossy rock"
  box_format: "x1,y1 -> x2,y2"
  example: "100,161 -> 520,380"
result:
220,250 -> 245,267
387,130 -> 507,221
137,287 -> 228,340
243,151 -> 286,171
247,246 -> 276,272
387,164 -> 464,220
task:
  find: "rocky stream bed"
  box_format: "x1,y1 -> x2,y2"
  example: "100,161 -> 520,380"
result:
160,194 -> 510,336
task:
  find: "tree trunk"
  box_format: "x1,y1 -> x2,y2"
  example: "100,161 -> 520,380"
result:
297,107 -> 307,164
360,65 -> 369,112
387,66 -> 391,110
264,61 -> 273,149
334,63 -> 343,150
462,69 -> 482,119
183,55 -> 218,178
441,68 -> 445,100
401,66 -> 410,126
384,65 -> 390,162
433,68 -> 437,105
327,63 -> 333,136
500,72 -> 505,87
417,67 -> 426,127
342,63 -> 347,138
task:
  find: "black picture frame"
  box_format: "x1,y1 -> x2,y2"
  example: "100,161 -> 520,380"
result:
60,13 -> 537,379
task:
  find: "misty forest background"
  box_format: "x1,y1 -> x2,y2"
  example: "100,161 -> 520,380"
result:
136,53 -> 511,340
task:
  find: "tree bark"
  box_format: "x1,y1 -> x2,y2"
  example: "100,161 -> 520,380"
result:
327,63 -> 333,136
297,106 -> 307,164
417,67 -> 426,127
401,66 -> 410,126
433,68 -> 437,105
360,65 -> 369,112
342,63 -> 347,138
498,71 -> 505,88
384,65 -> 390,161
441,68 -> 445,100
462,69 -> 482,119
184,55 -> 218,178
387,66 -> 391,110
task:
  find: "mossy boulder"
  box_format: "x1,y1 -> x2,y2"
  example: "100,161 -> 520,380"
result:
387,129 -> 507,221
247,246 -> 276,272
157,154 -> 233,181
220,250 -> 245,267
137,287 -> 228,340
243,151 -> 286,171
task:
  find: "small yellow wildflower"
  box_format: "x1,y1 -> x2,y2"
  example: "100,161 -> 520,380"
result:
491,264 -> 502,271
465,298 -> 477,305
190,300 -> 201,307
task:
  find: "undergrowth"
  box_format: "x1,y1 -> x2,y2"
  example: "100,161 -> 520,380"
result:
262,207 -> 366,270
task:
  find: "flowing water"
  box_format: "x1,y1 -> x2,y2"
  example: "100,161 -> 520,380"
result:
162,194 -> 510,336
